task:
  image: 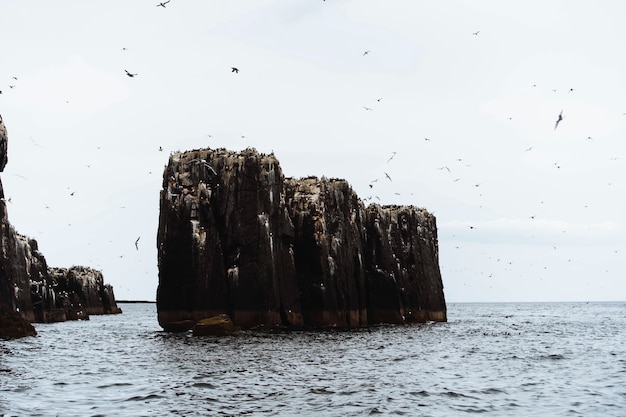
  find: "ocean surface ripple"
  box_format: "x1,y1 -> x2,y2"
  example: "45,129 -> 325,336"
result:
1,302 -> 625,416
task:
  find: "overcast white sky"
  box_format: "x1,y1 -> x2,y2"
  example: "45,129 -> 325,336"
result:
1,1 -> 624,302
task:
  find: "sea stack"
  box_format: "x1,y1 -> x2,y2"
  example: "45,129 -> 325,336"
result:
0,115 -> 121,339
157,148 -> 446,331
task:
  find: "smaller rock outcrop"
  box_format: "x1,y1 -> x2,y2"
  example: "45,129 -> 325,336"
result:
193,315 -> 240,336
0,310 -> 36,339
46,267 -> 123,320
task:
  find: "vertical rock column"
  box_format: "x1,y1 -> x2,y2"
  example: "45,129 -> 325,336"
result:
285,177 -> 368,327
157,149 -> 303,330
0,115 -> 40,323
364,205 -> 447,323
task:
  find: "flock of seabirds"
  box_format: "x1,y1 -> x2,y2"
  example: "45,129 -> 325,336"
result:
0,1 -> 623,296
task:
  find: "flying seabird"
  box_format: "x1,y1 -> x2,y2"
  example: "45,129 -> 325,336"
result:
135,237 -> 140,250
554,110 -> 563,130
362,106 -> 373,111
386,152 -> 397,163
188,158 -> 217,175
472,31 -> 480,35
125,70 -> 138,78
384,172 -> 392,181
231,67 -> 239,73
156,0 -> 170,7
363,50 -> 371,56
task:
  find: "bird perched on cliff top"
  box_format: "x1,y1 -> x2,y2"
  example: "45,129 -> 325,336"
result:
231,67 -> 239,73
125,70 -> 138,78
554,110 -> 563,130
156,0 -> 170,7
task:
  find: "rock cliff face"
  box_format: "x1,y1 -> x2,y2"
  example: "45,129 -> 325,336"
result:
157,148 -> 446,331
0,115 -> 121,338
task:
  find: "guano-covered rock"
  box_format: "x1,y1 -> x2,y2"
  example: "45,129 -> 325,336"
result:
157,148 -> 446,331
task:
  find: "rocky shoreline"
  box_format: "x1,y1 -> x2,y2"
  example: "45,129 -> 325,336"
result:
0,115 -> 121,339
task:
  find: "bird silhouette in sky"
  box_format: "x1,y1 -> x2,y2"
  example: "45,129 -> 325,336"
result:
554,110 -> 563,130
231,67 -> 239,73
125,70 -> 137,78
363,50 -> 370,56
362,106 -> 373,111
135,237 -> 140,250
384,172 -> 392,181
156,0 -> 170,7
472,31 -> 480,35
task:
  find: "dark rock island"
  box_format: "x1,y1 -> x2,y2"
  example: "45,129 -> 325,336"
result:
157,148 -> 446,331
0,115 -> 121,339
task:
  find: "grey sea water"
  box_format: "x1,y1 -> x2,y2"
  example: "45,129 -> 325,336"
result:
1,302 -> 625,416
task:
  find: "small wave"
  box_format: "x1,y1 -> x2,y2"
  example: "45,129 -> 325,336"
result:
408,390 -> 430,397
309,387 -> 335,395
123,393 -> 163,402
191,382 -> 216,389
96,382 -> 134,389
477,387 -> 506,395
441,390 -> 477,399
540,353 -> 566,360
